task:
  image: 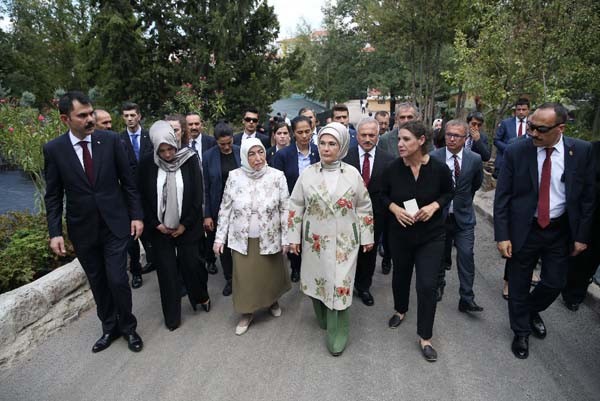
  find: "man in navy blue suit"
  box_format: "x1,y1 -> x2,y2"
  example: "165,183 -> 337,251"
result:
431,120 -> 483,311
233,107 -> 271,149
44,92 -> 144,353
494,103 -> 595,359
493,98 -> 530,178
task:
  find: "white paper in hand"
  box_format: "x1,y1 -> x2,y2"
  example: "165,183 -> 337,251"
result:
403,199 -> 419,216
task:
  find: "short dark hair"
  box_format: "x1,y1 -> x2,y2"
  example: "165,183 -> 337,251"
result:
243,107 -> 259,116
58,91 -> 91,115
273,121 -> 291,135
291,115 -> 312,132
515,98 -> 530,108
398,121 -> 430,155
332,104 -> 349,114
298,107 -> 315,116
374,111 -> 389,119
186,111 -> 202,120
214,120 -> 234,139
466,111 -> 484,123
122,101 -> 140,114
537,102 -> 568,125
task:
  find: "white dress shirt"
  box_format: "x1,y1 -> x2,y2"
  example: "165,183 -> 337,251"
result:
445,147 -> 463,213
69,131 -> 92,169
535,135 -> 566,219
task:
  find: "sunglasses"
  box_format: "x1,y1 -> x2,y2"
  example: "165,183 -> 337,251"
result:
527,121 -> 562,133
244,117 -> 259,123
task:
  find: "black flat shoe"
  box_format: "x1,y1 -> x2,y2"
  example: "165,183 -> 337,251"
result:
530,312 -> 546,339
201,299 -> 211,312
222,281 -> 232,296
420,342 -> 437,362
355,289 -> 374,306
381,258 -> 391,275
458,300 -> 484,313
511,335 -> 529,359
125,331 -> 143,352
563,300 -> 580,312
290,269 -> 300,283
167,325 -> 178,332
502,292 -> 509,301
131,274 -> 143,289
92,332 -> 119,353
436,287 -> 444,302
388,313 -> 404,329
206,262 -> 218,275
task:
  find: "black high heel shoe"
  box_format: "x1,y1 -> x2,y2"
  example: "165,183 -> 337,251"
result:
201,299 -> 211,312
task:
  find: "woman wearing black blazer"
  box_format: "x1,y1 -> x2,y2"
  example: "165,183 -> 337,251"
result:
138,121 -> 210,331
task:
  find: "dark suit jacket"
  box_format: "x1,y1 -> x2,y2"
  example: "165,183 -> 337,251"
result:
233,132 -> 271,150
43,131 -> 143,242
188,134 -> 216,154
272,143 -> 320,194
494,117 -> 523,172
430,147 -> 483,229
266,145 -> 281,165
202,145 -> 241,219
494,136 -> 596,253
470,132 -> 491,162
343,146 -> 394,216
137,153 -> 204,243
119,129 -> 153,176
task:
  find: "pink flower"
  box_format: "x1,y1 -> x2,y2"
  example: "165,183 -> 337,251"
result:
0,98 -> 6,104
8,127 -> 14,133
38,115 -> 45,122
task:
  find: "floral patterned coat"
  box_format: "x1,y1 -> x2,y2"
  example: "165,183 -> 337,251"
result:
288,162 -> 374,310
215,167 -> 289,255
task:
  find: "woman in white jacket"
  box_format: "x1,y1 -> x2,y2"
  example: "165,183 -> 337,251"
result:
214,138 -> 291,335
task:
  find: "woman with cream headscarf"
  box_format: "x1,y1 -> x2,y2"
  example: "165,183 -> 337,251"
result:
137,121 -> 210,331
213,138 -> 291,335
288,122 -> 374,356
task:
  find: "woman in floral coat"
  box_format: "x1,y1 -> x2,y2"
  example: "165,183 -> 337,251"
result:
289,122 -> 374,356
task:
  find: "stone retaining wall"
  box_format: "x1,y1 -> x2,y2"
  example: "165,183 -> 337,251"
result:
0,259 -> 93,368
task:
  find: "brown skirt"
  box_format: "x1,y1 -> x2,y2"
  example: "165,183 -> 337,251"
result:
231,238 -> 291,314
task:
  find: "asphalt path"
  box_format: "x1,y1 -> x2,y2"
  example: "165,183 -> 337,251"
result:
1,211 -> 599,401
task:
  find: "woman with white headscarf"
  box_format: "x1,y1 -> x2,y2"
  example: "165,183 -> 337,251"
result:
288,122 -> 374,356
214,138 -> 291,335
138,121 -> 210,331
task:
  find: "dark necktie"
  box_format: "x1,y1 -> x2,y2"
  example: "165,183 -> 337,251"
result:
131,134 -> 140,161
453,154 -> 460,181
362,153 -> 371,186
78,141 -> 94,186
191,139 -> 198,153
537,147 -> 554,228
518,119 -> 524,137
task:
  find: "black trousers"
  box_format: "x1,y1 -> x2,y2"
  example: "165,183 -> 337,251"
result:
201,233 -> 217,265
391,234 -> 444,340
73,219 -> 137,335
288,253 -> 301,273
381,214 -> 392,264
507,218 -> 569,336
562,237 -> 600,304
355,215 -> 384,291
205,225 -> 232,282
126,230 -> 154,274
153,235 -> 209,328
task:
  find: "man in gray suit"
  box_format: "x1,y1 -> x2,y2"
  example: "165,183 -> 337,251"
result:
378,103 -> 420,157
430,120 -> 484,312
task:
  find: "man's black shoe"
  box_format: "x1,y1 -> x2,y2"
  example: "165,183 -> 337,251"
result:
206,262 -> 218,275
458,300 -> 483,313
125,331 -> 143,352
140,263 -> 155,275
290,269 -> 300,283
563,300 -> 580,312
222,281 -> 232,296
131,274 -> 143,289
530,312 -> 546,338
511,335 -> 529,359
381,258 -> 392,275
355,289 -> 374,306
92,332 -> 119,353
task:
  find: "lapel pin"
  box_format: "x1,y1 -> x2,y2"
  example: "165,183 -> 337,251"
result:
569,150 -> 573,156
97,141 -> 101,144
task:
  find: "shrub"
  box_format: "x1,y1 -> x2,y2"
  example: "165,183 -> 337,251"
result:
0,211 -> 75,294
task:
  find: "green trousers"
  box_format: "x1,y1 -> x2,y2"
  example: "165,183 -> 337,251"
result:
311,298 -> 349,356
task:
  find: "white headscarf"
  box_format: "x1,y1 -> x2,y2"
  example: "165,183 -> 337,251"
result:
317,122 -> 350,170
240,137 -> 268,180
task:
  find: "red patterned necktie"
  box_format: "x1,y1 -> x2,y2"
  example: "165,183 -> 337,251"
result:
362,153 -> 371,186
537,147 -> 554,228
453,154 -> 460,180
78,141 -> 94,186
518,119 -> 524,137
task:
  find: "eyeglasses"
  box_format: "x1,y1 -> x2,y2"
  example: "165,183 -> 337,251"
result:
445,133 -> 467,139
244,117 -> 259,123
526,121 -> 562,133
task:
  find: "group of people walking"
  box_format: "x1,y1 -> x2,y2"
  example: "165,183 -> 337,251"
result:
43,91 -> 598,363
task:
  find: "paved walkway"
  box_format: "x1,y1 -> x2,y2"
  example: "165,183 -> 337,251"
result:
1,211 -> 599,401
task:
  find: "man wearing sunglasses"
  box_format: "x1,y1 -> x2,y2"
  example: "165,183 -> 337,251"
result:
233,107 -> 270,149
493,98 -> 530,178
465,111 -> 491,162
494,103 -> 595,360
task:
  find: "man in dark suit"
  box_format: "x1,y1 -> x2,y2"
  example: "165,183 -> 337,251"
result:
465,111 -> 491,162
493,98 -> 530,178
343,117 -> 394,306
119,102 -> 154,287
94,109 -> 113,131
494,103 -> 595,359
44,91 -> 144,353
203,122 -> 241,296
431,120 -> 484,311
233,107 -> 271,149
332,103 -> 358,147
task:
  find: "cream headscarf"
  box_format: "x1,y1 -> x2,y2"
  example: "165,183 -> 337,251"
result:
317,122 -> 350,170
240,137 -> 268,180
149,120 -> 196,229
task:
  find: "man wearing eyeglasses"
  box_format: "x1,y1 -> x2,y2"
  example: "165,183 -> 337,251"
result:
430,120 -> 483,311
466,111 -> 491,162
379,103 -> 420,158
494,103 -> 595,360
493,98 -> 530,178
233,107 -> 270,149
